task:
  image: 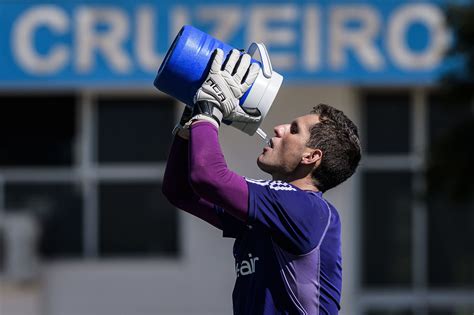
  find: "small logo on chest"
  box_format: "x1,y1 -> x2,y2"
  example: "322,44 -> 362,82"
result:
235,253 -> 259,277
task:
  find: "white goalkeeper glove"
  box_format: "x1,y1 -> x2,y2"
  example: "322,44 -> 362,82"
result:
191,48 -> 260,128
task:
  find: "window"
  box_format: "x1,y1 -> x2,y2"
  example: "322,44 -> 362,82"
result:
0,93 -> 180,260
99,182 -> 178,257
428,94 -> 472,148
359,90 -> 474,314
5,183 -> 83,258
362,171 -> 413,286
366,311 -> 413,315
0,95 -> 76,166
427,94 -> 474,287
0,229 -> 5,272
97,97 -> 175,163
95,96 -> 178,258
363,92 -> 411,154
428,308 -> 473,315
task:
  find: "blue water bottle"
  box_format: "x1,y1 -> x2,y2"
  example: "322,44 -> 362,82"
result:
154,25 -> 283,136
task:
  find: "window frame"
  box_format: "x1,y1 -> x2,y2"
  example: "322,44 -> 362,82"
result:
358,88 -> 474,314
0,89 -> 181,259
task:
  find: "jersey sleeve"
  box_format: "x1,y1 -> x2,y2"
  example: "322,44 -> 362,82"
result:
245,178 -> 332,255
215,206 -> 246,238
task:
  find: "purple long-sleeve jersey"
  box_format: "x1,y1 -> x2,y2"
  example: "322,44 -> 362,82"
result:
217,179 -> 342,315
163,122 -> 342,314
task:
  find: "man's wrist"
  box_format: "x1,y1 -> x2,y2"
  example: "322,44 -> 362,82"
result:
185,114 -> 219,129
176,127 -> 190,139
192,100 -> 223,127
172,105 -> 194,138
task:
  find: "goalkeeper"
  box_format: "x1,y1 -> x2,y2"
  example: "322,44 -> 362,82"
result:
162,49 -> 361,315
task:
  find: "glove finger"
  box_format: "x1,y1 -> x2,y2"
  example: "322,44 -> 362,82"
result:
224,49 -> 241,74
228,107 -> 261,123
242,63 -> 260,91
210,49 -> 224,73
234,54 -> 251,83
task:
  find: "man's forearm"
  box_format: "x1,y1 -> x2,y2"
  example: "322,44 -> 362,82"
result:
189,121 -> 249,221
162,134 -> 222,229
162,135 -> 194,202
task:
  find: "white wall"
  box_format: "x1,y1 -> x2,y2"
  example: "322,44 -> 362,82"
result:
42,216 -> 236,315
42,86 -> 360,315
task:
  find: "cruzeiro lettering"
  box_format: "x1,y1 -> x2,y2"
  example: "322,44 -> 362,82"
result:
235,253 -> 259,277
6,3 -> 449,80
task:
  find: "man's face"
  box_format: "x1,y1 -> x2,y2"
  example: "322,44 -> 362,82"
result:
257,114 -> 321,177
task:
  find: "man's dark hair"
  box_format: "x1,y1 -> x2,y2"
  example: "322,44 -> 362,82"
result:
307,104 -> 361,192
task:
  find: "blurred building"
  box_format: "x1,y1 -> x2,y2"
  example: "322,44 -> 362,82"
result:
0,1 -> 472,315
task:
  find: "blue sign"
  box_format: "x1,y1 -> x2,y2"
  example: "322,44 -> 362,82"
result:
0,0 -> 451,87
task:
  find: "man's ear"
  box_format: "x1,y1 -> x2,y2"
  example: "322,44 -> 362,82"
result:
301,148 -> 322,165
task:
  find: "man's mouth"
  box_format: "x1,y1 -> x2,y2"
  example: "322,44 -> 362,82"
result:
262,139 -> 274,154
262,139 -> 271,153
265,139 -> 273,149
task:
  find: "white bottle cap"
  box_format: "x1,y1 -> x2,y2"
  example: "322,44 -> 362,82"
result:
236,71 -> 283,135
230,42 -> 283,136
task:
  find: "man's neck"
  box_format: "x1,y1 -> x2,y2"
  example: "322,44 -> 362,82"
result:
290,177 -> 320,192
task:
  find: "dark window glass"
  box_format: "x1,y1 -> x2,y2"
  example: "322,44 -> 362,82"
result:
0,95 -> 76,166
366,310 -> 413,315
427,189 -> 474,287
362,171 -> 413,286
97,97 -> 175,163
0,230 -> 5,271
99,183 -> 179,257
426,94 -> 473,199
363,92 -> 411,154
5,183 -> 83,258
428,94 -> 472,149
428,308 -> 474,315
427,94 -> 474,287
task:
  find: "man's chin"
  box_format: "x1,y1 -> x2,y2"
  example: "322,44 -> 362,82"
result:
257,156 -> 274,174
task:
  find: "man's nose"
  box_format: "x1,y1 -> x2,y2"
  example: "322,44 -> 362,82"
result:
273,124 -> 286,137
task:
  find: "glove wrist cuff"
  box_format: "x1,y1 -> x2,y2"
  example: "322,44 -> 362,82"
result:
172,105 -> 194,137
172,123 -> 190,139
186,115 -> 220,129
192,101 -> 223,127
